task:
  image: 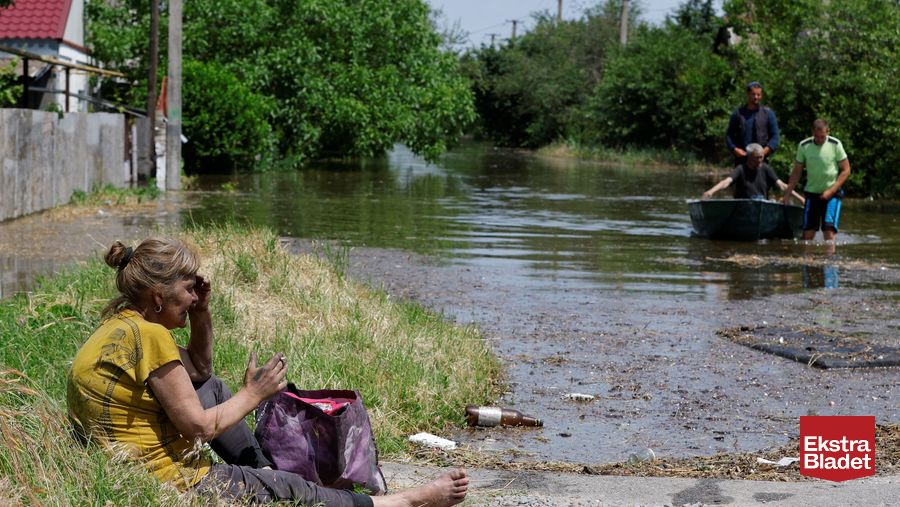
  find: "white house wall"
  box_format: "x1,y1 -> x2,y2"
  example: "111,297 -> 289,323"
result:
0,39 -> 92,112
62,0 -> 85,48
56,44 -> 91,112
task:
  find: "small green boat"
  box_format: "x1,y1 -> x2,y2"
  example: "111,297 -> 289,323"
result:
687,199 -> 804,240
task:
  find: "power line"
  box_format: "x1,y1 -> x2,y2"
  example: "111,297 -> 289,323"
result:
468,21 -> 508,35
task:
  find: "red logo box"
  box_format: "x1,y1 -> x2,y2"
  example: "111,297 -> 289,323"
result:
800,416 -> 875,482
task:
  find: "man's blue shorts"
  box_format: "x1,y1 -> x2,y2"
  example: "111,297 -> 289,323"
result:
802,190 -> 843,232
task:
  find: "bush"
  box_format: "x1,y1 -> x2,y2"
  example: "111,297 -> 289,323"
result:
585,25 -> 733,159
463,3 -> 623,148
181,60 -> 274,173
0,59 -> 19,107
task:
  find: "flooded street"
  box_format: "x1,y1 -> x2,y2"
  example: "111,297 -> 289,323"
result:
334,244 -> 898,464
0,198 -> 185,299
2,143 -> 898,465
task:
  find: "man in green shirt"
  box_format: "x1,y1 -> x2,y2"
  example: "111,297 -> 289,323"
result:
783,119 -> 851,241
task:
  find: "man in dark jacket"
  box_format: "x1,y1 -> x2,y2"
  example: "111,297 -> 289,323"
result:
726,82 -> 780,165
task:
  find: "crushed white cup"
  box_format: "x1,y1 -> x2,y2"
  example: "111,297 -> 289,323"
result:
408,432 -> 457,450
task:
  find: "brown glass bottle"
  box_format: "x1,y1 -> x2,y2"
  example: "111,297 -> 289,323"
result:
465,405 -> 543,427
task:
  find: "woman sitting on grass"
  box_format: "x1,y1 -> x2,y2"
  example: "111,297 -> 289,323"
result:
66,237 -> 469,506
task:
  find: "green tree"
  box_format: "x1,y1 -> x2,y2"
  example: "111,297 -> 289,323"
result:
671,0 -> 721,38
85,0 -> 160,109
181,60 -> 274,172
587,24 -> 733,158
247,0 -> 474,161
463,1 -> 625,147
85,0 -> 474,170
724,0 -> 900,196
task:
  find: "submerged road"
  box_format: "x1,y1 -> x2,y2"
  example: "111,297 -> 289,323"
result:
333,243 -> 900,466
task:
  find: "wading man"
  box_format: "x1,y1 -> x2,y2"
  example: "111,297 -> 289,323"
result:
726,82 -> 780,165
783,119 -> 851,242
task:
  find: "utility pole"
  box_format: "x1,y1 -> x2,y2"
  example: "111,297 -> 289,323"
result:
146,0 -> 159,180
19,57 -> 28,107
487,33 -> 499,47
557,0 -> 563,24
166,0 -> 183,190
508,19 -> 520,40
619,0 -> 630,46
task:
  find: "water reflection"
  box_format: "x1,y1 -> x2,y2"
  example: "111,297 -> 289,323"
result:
802,264 -> 840,289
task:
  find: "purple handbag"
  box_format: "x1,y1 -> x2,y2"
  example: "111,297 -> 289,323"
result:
255,385 -> 387,494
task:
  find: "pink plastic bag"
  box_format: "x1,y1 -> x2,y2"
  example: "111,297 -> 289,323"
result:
282,391 -> 350,416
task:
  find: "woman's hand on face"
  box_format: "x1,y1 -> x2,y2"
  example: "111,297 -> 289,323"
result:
190,274 -> 212,314
244,351 -> 288,401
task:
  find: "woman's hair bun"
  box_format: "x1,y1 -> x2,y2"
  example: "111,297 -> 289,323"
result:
105,241 -> 129,269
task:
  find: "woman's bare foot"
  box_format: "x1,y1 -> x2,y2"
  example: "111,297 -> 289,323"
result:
372,468 -> 469,507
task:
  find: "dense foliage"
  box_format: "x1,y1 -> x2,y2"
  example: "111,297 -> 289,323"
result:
466,0 -> 900,197
461,2 -> 625,148
86,0 -> 475,172
181,60 -> 275,171
585,25 -> 732,159
0,59 -> 17,107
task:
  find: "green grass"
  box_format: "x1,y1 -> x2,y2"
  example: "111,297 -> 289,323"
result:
0,224 -> 501,505
69,183 -> 161,207
314,240 -> 352,282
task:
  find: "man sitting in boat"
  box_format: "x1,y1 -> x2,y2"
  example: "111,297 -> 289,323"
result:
701,144 -> 805,204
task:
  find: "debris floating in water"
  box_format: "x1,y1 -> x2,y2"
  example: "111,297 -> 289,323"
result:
628,448 -> 656,464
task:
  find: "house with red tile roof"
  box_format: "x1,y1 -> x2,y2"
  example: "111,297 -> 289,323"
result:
0,0 -> 92,111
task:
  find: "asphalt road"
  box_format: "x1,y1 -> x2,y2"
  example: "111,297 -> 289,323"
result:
382,462 -> 899,506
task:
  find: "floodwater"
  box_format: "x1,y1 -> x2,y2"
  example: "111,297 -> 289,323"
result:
185,144 -> 900,298
0,199 -> 185,299
2,142 -> 898,464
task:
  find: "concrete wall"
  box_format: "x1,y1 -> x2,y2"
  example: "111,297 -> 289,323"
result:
0,108 -> 127,222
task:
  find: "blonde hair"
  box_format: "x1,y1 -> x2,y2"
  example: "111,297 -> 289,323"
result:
102,237 -> 200,317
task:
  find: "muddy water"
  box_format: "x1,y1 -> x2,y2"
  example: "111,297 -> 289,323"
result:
0,197 -> 185,298
2,143 -> 898,464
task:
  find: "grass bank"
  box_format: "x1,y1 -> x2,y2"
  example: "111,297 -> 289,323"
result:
0,224 -> 500,505
538,141 -> 718,173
